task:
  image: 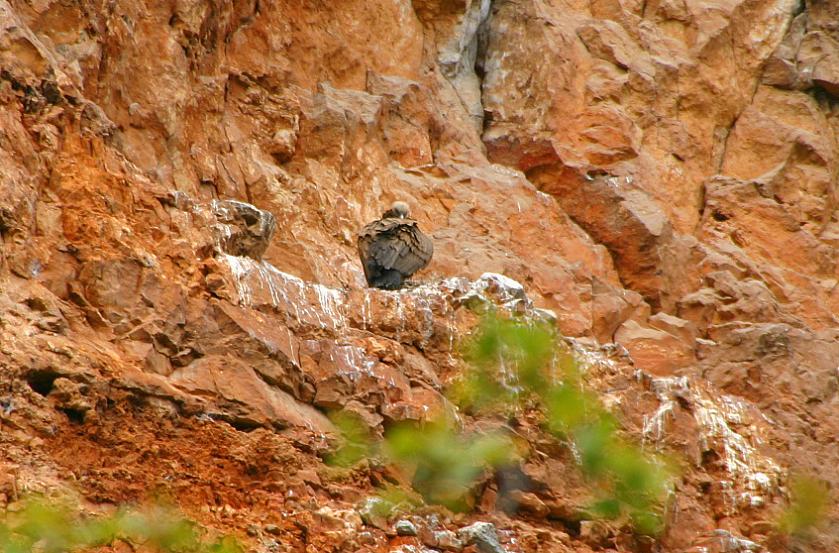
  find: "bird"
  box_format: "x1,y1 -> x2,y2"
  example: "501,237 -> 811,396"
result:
357,201 -> 433,290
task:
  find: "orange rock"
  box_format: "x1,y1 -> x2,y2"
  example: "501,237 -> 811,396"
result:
2,0 -> 839,550
615,320 -> 695,375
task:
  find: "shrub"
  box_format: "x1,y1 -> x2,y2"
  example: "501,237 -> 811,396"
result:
330,313 -> 674,534
0,499 -> 242,553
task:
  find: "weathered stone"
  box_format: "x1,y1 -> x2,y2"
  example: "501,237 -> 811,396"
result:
457,522 -> 505,553
390,545 -> 438,553
417,0 -> 490,132
763,14 -> 806,89
210,200 -> 277,261
648,312 -> 697,345
48,377 -> 93,422
677,288 -> 723,331
504,490 -> 549,519
357,497 -> 392,531
422,528 -> 463,551
615,320 -> 695,375
395,519 -> 418,536
699,174 -> 838,330
263,524 -> 281,536
357,531 -> 377,546
526,169 -> 683,310
367,73 -> 434,168
798,32 -> 839,97
579,520 -> 613,548
169,356 -> 332,432
313,506 -> 363,532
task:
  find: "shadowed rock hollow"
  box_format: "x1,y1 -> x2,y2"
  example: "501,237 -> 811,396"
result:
1,0 -> 838,551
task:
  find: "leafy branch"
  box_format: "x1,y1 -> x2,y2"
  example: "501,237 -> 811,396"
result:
330,313 -> 674,534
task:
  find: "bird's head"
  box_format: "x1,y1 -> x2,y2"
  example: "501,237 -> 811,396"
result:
384,201 -> 410,219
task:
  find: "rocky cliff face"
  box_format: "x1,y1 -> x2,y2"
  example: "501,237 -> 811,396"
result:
1,0 -> 838,551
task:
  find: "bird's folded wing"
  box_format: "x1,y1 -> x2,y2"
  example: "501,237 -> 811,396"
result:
370,236 -> 404,269
364,221 -> 433,276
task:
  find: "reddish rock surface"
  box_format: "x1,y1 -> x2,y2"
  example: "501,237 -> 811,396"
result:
1,0 -> 838,551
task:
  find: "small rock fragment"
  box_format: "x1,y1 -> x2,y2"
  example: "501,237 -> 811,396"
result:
393,545 -> 443,553
210,199 -> 276,260
395,519 -> 418,536
357,496 -> 392,530
357,531 -> 377,545
390,546 -> 432,553
532,308 -> 557,324
314,506 -> 363,531
458,522 -> 506,553
432,529 -> 463,551
264,524 -> 282,535
479,273 -> 527,302
269,128 -> 298,162
506,490 -> 549,518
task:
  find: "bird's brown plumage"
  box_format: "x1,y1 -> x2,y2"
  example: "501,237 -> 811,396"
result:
357,202 -> 433,290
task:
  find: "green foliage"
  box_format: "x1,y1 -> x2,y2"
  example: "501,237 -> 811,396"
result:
459,315 -> 672,535
778,474 -> 830,537
325,410 -> 378,468
385,417 -> 515,511
0,499 -> 242,553
329,313 -> 674,535
453,315 -> 555,411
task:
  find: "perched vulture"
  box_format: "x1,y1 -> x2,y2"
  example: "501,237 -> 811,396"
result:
357,201 -> 433,290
